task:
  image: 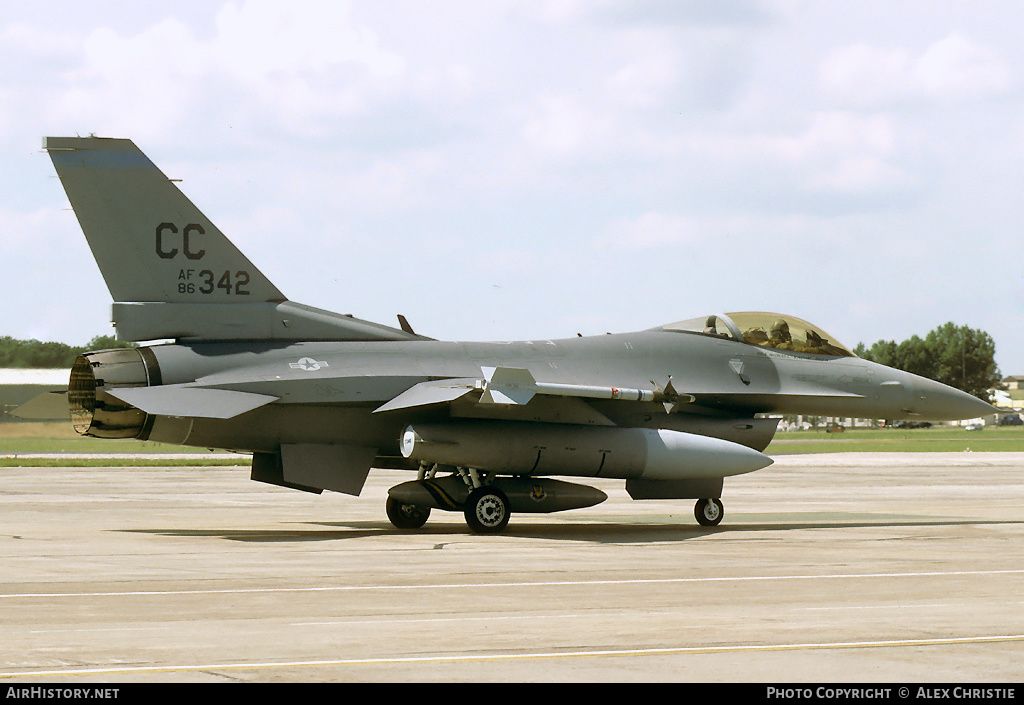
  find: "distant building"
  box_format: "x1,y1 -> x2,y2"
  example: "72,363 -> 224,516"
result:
1003,375 -> 1024,391
993,375 -> 1024,415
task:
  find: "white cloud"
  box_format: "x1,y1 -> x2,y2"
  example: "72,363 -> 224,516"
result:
594,212 -> 702,251
520,94 -> 616,159
45,1 -> 408,142
55,19 -> 203,139
214,2 -> 396,78
526,0 -> 592,24
2,22 -> 78,57
819,44 -> 914,106
0,205 -> 67,250
916,33 -> 1013,99
806,155 -> 912,195
604,35 -> 681,108
670,111 -> 912,199
820,32 -> 1012,107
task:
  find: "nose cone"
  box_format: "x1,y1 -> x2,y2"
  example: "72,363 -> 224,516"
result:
907,375 -> 998,421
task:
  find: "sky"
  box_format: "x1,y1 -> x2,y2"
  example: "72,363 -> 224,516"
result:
2,1 -> 1023,374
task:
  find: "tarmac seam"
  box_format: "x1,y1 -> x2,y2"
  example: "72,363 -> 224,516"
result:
3,568 -> 1023,599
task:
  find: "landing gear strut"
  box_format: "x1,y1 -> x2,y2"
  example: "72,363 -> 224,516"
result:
694,497 -> 724,527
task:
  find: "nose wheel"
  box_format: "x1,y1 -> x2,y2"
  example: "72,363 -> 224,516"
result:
695,497 -> 724,527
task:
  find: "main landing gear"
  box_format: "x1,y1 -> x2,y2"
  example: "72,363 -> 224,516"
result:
463,486 -> 510,534
385,496 -> 431,529
386,464 -> 512,534
694,497 -> 724,527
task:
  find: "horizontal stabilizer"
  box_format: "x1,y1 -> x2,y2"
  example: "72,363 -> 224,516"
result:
373,378 -> 477,413
106,385 -> 277,419
11,391 -> 68,420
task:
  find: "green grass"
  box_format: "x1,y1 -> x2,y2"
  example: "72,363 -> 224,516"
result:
0,421 -> 245,466
767,425 -> 1024,454
0,435 -> 203,454
4,421 -> 1023,467
0,457 -> 247,467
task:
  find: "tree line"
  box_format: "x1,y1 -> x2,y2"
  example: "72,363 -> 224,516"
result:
854,322 -> 1001,402
0,335 -> 135,369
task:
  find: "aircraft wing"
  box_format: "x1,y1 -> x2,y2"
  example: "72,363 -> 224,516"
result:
373,367 -> 668,414
372,366 -> 674,426
106,385 -> 278,419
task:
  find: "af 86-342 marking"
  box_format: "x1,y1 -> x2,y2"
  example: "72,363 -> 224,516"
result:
177,268 -> 251,296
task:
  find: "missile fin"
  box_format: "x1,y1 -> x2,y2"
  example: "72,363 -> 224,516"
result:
480,366 -> 537,405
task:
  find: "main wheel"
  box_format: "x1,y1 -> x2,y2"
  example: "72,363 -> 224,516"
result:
386,496 -> 431,529
463,486 -> 511,534
694,497 -> 724,527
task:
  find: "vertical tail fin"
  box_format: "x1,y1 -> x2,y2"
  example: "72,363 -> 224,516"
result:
45,136 -> 423,342
45,136 -> 284,304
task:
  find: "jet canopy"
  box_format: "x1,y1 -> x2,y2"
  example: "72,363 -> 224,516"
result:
659,312 -> 856,358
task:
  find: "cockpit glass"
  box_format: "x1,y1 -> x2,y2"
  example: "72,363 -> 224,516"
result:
659,312 -> 856,357
660,315 -> 738,340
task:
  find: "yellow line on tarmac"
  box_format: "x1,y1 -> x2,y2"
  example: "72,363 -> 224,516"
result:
3,634 -> 1024,679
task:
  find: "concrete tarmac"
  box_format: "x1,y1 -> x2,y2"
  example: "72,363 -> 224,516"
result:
1,453 -> 1022,683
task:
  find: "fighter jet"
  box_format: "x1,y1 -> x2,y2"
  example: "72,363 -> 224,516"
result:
33,136 -> 996,533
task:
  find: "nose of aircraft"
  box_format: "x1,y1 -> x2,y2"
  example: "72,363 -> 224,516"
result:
907,375 -> 999,421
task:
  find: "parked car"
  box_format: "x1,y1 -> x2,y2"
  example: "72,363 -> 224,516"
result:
894,421 -> 932,429
996,414 -> 1023,426
965,422 -> 984,431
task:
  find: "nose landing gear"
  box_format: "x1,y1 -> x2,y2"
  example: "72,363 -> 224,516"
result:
694,497 -> 724,527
